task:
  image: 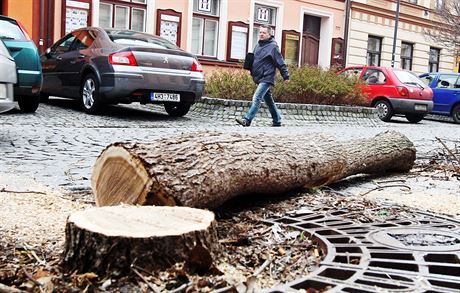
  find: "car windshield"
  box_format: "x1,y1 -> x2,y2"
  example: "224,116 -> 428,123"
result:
394,70 -> 426,88
0,19 -> 27,41
107,31 -> 177,50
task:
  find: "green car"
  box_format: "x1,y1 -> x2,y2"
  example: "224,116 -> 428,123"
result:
0,15 -> 42,112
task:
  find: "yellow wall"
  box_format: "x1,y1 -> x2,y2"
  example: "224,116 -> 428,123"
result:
6,0 -> 33,36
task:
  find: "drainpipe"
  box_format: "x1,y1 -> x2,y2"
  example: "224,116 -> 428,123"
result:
343,0 -> 351,67
39,0 -> 45,52
391,0 -> 401,68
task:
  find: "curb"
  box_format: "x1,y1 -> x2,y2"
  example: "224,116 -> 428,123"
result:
191,97 -> 384,126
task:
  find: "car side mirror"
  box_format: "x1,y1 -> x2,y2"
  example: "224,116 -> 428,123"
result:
45,47 -> 52,58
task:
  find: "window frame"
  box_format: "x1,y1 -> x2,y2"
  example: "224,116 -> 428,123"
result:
252,4 -> 277,47
429,47 -> 441,73
156,9 -> 182,47
226,21 -> 249,62
99,0 -> 147,32
62,0 -> 92,36
367,35 -> 382,66
401,42 -> 413,70
192,0 -> 220,58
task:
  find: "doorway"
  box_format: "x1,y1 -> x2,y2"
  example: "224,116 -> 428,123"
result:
301,15 -> 321,66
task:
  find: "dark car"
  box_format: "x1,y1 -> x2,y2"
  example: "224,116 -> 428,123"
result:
0,15 -> 42,113
41,27 -> 205,116
339,66 -> 433,123
419,72 -> 460,123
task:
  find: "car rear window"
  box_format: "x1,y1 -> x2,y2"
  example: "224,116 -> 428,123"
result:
394,70 -> 426,87
109,35 -> 177,50
0,19 -> 27,41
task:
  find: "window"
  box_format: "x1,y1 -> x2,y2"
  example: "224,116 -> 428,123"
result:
156,10 -> 182,46
434,0 -> 443,10
429,47 -> 440,72
53,33 -> 78,54
407,0 -> 417,4
253,4 -> 277,46
192,0 -> 220,57
339,67 -> 363,78
362,68 -> 387,85
281,30 -> 300,65
227,22 -> 249,61
367,36 -> 382,66
436,74 -> 460,89
74,30 -> 97,50
401,42 -> 413,70
420,74 -> 436,86
99,1 -> 146,32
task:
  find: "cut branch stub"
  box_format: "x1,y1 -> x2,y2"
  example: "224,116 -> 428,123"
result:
63,205 -> 219,275
92,130 -> 416,209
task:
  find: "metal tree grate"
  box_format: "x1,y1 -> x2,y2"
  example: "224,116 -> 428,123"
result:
263,207 -> 460,293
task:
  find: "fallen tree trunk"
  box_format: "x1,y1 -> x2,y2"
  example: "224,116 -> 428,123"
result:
92,130 -> 415,209
63,205 -> 219,274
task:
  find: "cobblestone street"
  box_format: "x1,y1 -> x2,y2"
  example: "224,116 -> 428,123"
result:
1,99 -> 459,196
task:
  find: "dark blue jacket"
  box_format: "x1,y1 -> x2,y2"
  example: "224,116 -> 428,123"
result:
251,37 -> 289,85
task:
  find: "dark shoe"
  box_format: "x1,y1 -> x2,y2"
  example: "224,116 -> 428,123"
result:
272,123 -> 282,127
236,118 -> 250,127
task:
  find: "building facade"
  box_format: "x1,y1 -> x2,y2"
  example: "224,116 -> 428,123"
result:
2,0 -> 346,71
346,0 -> 456,73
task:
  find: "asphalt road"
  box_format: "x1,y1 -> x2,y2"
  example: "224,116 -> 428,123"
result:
1,98 -> 458,195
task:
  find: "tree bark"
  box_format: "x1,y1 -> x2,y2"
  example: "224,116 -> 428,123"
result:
92,130 -> 415,209
63,206 -> 219,275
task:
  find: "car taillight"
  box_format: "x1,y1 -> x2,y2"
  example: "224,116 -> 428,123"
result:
109,51 -> 138,66
191,59 -> 203,72
397,86 -> 409,97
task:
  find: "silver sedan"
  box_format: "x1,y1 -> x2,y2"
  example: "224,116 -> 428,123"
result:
0,39 -> 16,113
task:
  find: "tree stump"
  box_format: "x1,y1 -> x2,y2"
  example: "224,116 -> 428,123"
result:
63,205 -> 219,275
92,130 -> 416,209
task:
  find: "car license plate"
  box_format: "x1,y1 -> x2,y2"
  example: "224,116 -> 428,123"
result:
414,104 -> 427,111
0,84 -> 6,99
150,92 -> 180,102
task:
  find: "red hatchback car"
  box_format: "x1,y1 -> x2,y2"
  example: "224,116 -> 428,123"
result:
339,66 -> 434,123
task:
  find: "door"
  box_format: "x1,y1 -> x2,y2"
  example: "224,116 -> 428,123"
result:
301,15 -> 321,66
301,34 -> 319,66
41,32 -> 78,97
432,74 -> 460,114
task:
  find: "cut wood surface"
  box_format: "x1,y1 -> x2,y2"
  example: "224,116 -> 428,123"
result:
92,130 -> 416,209
63,205 -> 219,274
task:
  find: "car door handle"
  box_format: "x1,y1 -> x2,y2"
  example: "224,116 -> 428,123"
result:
56,56 -> 62,61
78,54 -> 86,59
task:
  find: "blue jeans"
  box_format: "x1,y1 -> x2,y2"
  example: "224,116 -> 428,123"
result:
244,82 -> 282,125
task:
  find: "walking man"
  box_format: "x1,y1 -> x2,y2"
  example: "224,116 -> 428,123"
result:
236,25 -> 289,127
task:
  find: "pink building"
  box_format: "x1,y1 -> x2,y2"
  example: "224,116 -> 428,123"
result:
2,0 -> 347,72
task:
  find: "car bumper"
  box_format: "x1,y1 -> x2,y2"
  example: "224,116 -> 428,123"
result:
99,66 -> 205,104
0,83 -> 15,113
390,98 -> 434,114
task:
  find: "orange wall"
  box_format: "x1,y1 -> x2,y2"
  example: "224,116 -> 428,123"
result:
6,0 -> 34,36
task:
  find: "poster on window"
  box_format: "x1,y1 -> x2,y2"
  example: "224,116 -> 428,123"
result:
65,8 -> 88,33
198,0 -> 212,12
160,19 -> 179,45
230,26 -> 247,60
257,7 -> 269,22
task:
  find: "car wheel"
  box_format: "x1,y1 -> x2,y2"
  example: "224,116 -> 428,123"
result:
452,105 -> 460,124
374,100 -> 393,122
81,73 -> 102,114
17,95 -> 40,113
164,102 -> 191,117
405,114 -> 424,123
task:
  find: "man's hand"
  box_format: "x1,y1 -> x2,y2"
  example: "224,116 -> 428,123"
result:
284,79 -> 290,84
